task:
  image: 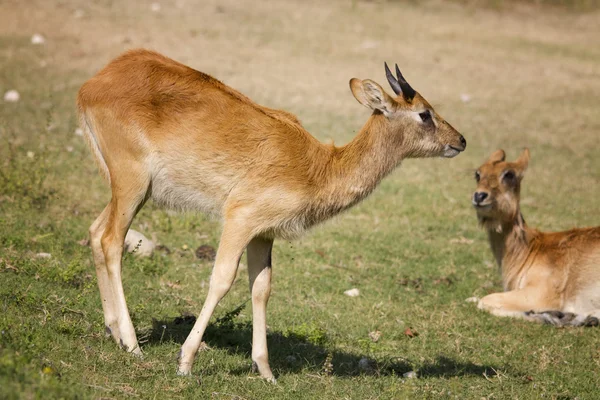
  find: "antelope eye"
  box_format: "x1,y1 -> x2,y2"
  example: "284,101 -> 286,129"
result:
503,170 -> 516,182
419,111 -> 431,122
474,171 -> 481,182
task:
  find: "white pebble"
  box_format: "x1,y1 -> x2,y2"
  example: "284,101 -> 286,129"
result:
74,128 -> 84,136
4,90 -> 20,102
27,151 -> 35,159
460,93 -> 471,103
151,2 -> 161,12
31,33 -> 46,45
403,370 -> 417,379
344,288 -> 360,297
36,252 -> 52,259
66,146 -> 74,152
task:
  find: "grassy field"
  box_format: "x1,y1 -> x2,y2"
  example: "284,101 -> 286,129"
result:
1,0 -> 600,398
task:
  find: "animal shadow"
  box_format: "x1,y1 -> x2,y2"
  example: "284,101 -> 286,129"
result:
140,305 -> 501,378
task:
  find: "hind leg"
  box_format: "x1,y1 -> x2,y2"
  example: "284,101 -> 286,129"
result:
100,168 -> 150,355
90,203 -> 120,342
247,237 -> 275,382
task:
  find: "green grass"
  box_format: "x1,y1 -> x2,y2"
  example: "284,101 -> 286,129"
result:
1,0 -> 600,398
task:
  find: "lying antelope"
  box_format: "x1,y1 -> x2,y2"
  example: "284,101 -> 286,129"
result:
77,49 -> 466,380
472,149 -> 600,327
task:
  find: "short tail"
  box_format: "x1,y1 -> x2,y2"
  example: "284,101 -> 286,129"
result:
524,310 -> 599,327
78,110 -> 111,184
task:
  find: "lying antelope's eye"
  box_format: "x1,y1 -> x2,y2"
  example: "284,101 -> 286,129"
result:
474,171 -> 481,182
503,170 -> 516,182
419,111 -> 431,122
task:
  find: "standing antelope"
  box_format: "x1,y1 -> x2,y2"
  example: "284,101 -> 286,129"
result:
472,149 -> 600,327
77,49 -> 466,380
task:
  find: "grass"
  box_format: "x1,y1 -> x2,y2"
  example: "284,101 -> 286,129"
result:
1,0 -> 599,398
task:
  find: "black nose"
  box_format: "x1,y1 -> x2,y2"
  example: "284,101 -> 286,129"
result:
459,135 -> 467,148
473,192 -> 488,205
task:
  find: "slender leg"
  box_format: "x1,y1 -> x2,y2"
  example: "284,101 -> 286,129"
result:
89,203 -> 120,342
478,287 -> 559,320
177,221 -> 253,375
247,237 -> 275,382
101,177 -> 149,356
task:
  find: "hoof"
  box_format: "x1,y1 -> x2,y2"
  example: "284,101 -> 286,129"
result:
105,326 -> 112,337
584,316 -> 599,327
252,361 -> 276,383
176,367 -> 192,376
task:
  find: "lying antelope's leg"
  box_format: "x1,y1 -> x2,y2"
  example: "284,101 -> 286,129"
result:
101,173 -> 149,356
477,287 -> 558,320
89,203 -> 120,341
177,221 -> 252,375
247,237 -> 275,382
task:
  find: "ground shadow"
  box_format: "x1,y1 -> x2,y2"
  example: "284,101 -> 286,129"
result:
140,307 -> 503,378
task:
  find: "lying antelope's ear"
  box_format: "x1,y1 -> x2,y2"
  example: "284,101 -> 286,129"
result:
487,149 -> 506,164
350,78 -> 396,116
515,148 -> 530,176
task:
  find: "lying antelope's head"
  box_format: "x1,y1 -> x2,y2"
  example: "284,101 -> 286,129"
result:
349,63 -> 466,158
472,149 -> 530,228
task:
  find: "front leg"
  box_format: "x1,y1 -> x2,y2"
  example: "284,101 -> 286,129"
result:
177,221 -> 252,375
477,287 -> 559,320
247,237 -> 275,383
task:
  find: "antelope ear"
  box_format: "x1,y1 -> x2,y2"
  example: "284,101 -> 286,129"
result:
350,78 -> 396,116
515,148 -> 530,176
487,149 -> 506,163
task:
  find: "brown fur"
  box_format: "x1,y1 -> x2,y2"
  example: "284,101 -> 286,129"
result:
77,49 -> 466,379
472,149 -> 600,327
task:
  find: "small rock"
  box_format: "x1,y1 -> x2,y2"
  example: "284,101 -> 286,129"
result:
151,2 -> 161,12
124,229 -> 155,257
195,244 -> 216,261
449,236 -> 474,245
74,128 -> 84,136
344,288 -> 360,297
368,330 -> 381,342
66,146 -> 74,152
27,151 -> 35,159
3,90 -> 20,102
36,252 -> 52,259
460,93 -> 471,103
465,296 -> 480,303
31,33 -> 45,45
358,357 -> 372,372
403,370 -> 417,379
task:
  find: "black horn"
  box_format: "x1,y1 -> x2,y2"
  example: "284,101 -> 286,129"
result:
384,62 -> 403,96
395,64 -> 416,101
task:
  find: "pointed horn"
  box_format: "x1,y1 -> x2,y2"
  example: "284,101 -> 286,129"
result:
395,64 -> 416,101
384,62 -> 403,96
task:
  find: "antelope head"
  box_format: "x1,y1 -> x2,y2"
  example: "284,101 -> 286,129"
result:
349,62 -> 466,158
472,149 -> 531,229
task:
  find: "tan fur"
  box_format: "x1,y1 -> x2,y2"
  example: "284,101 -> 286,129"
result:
77,49 -> 466,379
472,149 -> 600,326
